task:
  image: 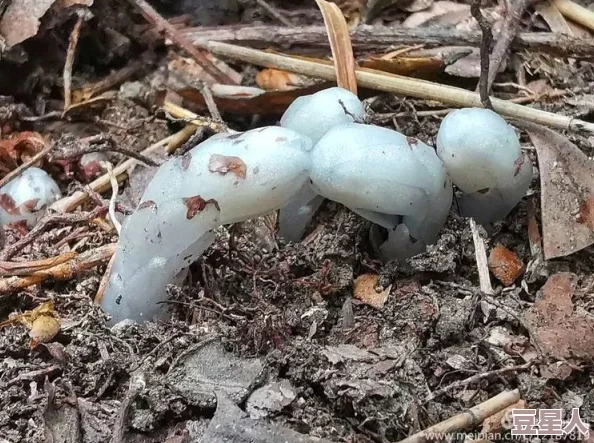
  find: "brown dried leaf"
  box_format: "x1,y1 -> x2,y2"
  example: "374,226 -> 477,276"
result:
520,122 -> 594,259
353,274 -> 391,309
361,55 -> 445,77
0,0 -> 92,47
208,154 -> 247,179
21,198 -> 41,213
255,69 -> 309,91
0,193 -> 20,216
488,244 -> 524,286
0,131 -> 46,170
315,0 -> 358,94
183,195 -> 220,220
524,273 -> 594,360
174,82 -> 331,116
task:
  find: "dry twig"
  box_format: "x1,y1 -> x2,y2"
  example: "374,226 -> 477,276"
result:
0,252 -> 78,276
199,83 -> 223,123
255,0 -> 292,26
0,243 -> 115,293
204,41 -> 594,133
0,206 -> 107,261
471,0 -> 493,109
103,162 -> 121,234
486,0 -> 531,91
128,0 -> 234,84
470,219 -> 494,295
400,389 -> 522,443
423,365 -> 534,404
63,14 -> 84,112
553,0 -> 594,32
185,25 -> 594,58
162,101 -> 235,133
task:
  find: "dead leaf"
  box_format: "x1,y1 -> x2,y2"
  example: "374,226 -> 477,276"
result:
353,274 -> 391,309
488,244 -> 524,286
173,82 -> 332,116
445,48 -> 507,78
403,1 -> 470,28
535,1 -> 573,35
0,0 -> 92,47
0,193 -> 19,216
208,154 -> 247,179
255,69 -> 309,91
182,196 -> 220,219
167,53 -> 242,88
520,122 -> 594,259
524,273 -> 594,360
361,55 -> 445,77
315,0 -> 358,94
540,361 -> 573,380
0,131 -> 46,172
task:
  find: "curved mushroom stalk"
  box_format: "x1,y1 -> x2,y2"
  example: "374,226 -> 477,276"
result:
310,123 -> 452,261
101,127 -> 313,324
278,87 -> 366,242
436,108 -> 533,226
278,183 -> 324,243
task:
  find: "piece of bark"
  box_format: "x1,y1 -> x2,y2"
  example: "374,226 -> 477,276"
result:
184,24 -> 594,58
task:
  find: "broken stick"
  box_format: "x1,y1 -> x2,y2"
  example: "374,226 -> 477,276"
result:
398,389 -> 521,443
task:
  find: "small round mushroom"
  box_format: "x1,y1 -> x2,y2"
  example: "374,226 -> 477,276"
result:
436,108 -> 533,225
310,122 -> 452,260
0,167 -> 62,227
280,87 -> 366,145
279,87 -> 366,242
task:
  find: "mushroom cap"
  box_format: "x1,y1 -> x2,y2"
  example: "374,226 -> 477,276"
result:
280,87 -> 365,144
310,123 -> 439,217
436,107 -> 526,193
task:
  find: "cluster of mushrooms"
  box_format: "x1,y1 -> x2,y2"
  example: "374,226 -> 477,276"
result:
0,88 -> 533,324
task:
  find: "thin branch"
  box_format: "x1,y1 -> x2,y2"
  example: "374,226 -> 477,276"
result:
470,218 -> 494,295
0,206 -> 107,260
255,0 -> 292,26
422,364 -> 535,404
50,126 -> 197,213
0,243 -> 116,293
184,24 -> 594,58
487,0 -> 531,91
63,15 -> 84,112
204,41 -> 594,134
471,0 -> 493,109
127,0 -> 234,84
199,83 -> 223,124
400,389 -> 522,443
